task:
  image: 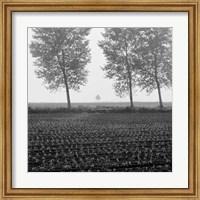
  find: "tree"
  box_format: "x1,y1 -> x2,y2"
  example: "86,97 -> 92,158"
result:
137,28 -> 172,109
29,28 -> 91,109
98,28 -> 141,108
95,95 -> 101,101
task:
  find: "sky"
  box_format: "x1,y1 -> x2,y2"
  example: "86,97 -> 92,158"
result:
28,28 -> 172,103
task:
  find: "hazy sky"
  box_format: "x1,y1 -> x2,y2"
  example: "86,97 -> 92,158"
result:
28,28 -> 172,103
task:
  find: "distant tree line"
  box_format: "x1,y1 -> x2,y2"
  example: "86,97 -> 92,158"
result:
30,28 -> 172,109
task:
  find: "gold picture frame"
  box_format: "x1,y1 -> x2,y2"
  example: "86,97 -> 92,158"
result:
0,0 -> 199,199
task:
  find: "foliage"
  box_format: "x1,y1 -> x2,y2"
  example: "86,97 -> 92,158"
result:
98,28 -> 141,98
137,28 -> 172,93
95,95 -> 101,101
29,28 -> 91,103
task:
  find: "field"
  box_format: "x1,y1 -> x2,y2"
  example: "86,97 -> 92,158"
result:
29,102 -> 172,109
28,112 -> 172,172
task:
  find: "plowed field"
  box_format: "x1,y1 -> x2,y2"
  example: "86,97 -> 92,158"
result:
28,112 -> 172,172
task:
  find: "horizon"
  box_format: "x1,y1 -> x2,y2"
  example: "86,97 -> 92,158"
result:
28,101 -> 172,104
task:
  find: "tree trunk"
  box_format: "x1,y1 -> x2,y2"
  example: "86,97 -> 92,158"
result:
61,48 -> 71,109
153,53 -> 163,109
63,72 -> 71,109
156,79 -> 163,109
129,77 -> 134,108
124,32 -> 134,108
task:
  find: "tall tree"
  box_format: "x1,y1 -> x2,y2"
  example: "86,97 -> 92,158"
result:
29,28 -> 91,109
98,28 -> 141,108
137,28 -> 172,109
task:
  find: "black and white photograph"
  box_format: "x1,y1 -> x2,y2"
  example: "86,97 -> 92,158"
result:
28,27 -> 172,172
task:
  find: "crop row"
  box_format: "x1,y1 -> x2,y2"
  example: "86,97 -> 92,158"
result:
28,112 -> 172,172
